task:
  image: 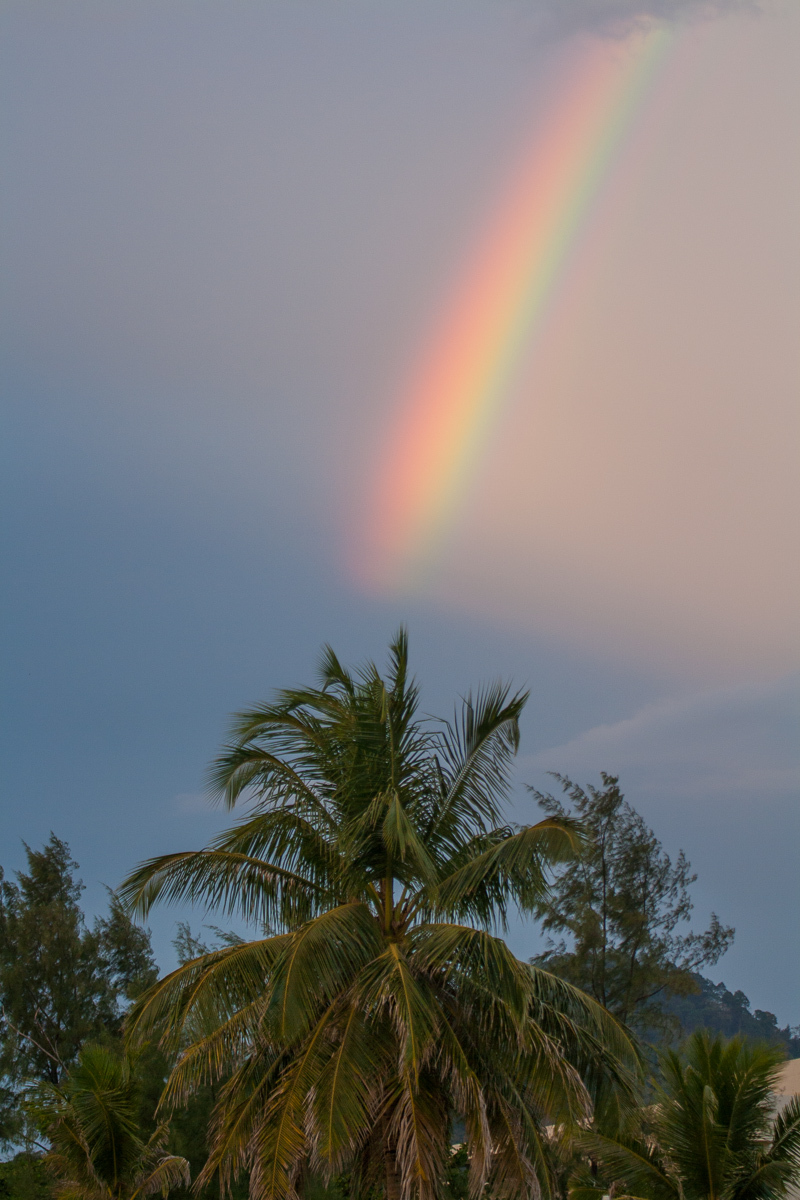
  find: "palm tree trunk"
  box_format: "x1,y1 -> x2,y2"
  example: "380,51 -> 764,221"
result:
385,1146 -> 402,1200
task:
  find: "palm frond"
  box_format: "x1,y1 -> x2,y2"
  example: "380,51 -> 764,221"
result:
431,684 -> 529,848
485,1087 -> 540,1200
433,1013 -> 491,1194
42,1046 -> 187,1200
130,1149 -> 190,1200
196,1045 -> 287,1195
246,1003 -> 340,1200
735,1095 -> 800,1200
382,792 -> 438,886
390,1069 -> 448,1200
411,923 -> 530,1031
525,965 -> 641,1079
309,1004 -> 388,1172
571,1129 -> 678,1200
267,903 -> 382,1043
125,934 -> 290,1053
360,945 -> 437,1084
119,848 -> 324,927
429,819 -> 583,930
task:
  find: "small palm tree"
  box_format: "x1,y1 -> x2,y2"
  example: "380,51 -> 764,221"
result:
38,1043 -> 190,1200
122,631 -> 638,1200
571,1031 -> 800,1200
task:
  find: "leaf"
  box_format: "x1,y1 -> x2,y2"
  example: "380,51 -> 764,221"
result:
267,903 -> 382,1043
425,818 -> 582,932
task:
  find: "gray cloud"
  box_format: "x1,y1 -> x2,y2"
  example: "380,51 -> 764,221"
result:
527,0 -> 767,40
523,674 -> 799,795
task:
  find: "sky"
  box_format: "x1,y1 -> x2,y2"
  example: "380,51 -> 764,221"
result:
1,0 -> 798,1023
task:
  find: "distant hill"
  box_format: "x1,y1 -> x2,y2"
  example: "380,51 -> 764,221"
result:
664,973 -> 799,1057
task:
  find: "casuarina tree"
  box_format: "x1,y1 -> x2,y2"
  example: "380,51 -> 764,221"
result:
0,836 -> 157,1146
529,774 -> 733,1033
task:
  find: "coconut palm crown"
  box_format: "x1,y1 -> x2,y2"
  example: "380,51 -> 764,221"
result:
38,1043 -> 190,1200
121,631 -> 638,1200
571,1031 -> 800,1200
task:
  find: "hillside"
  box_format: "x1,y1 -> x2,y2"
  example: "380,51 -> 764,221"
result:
665,974 -> 799,1057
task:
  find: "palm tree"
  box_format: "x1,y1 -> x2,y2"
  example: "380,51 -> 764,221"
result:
571,1031 -> 800,1200
38,1043 -> 190,1200
121,631 -> 638,1200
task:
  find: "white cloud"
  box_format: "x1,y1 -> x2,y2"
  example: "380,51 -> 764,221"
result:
522,673 -> 799,798
174,792 -> 212,814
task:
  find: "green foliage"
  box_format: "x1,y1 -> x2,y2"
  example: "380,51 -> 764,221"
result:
122,631 -> 639,1200
529,774 -> 734,1032
127,974 -> 250,1200
34,1042 -> 189,1200
0,1154 -> 51,1200
0,836 -> 158,1147
571,1031 -> 800,1200
94,896 -> 160,1006
441,1145 -> 470,1200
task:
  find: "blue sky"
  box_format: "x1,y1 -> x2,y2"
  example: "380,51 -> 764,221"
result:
1,0 -> 798,1023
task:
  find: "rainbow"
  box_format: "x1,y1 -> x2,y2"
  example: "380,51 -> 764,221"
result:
359,28 -> 672,590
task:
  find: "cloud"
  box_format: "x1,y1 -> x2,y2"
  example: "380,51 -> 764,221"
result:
522,673 -> 800,798
529,0 -> 767,41
174,793 -> 212,814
